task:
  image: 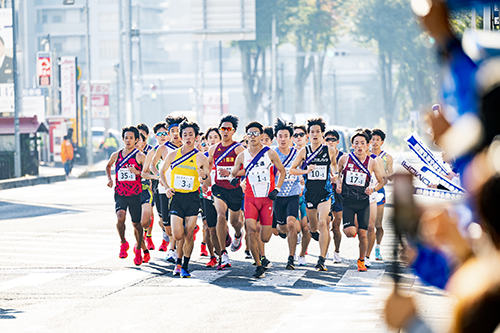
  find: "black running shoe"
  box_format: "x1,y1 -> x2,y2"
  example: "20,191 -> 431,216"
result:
315,257 -> 327,271
261,256 -> 272,270
278,232 -> 287,239
310,231 -> 320,241
286,256 -> 295,270
253,265 -> 266,278
245,250 -> 252,259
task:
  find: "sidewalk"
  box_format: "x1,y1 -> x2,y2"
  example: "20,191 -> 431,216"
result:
0,160 -> 108,190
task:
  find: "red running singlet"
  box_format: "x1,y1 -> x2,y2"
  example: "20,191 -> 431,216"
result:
213,142 -> 241,189
115,149 -> 142,196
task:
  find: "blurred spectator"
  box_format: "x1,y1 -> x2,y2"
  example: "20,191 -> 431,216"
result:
61,135 -> 74,178
101,132 -> 118,158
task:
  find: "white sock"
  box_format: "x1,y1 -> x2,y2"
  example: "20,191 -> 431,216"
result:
162,230 -> 169,241
375,244 -> 380,250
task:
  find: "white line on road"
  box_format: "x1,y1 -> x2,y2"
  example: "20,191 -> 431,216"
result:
251,270 -> 306,287
0,273 -> 70,292
336,269 -> 385,287
83,269 -> 151,286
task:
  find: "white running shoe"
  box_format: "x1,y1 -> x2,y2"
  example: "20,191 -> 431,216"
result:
165,249 -> 177,263
298,256 -> 307,266
221,252 -> 231,268
364,257 -> 371,268
297,232 -> 302,245
230,233 -> 243,252
333,252 -> 342,263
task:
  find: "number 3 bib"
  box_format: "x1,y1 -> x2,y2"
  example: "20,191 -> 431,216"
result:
174,174 -> 195,191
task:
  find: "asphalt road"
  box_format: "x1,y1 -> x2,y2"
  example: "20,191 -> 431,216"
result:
0,173 -> 455,333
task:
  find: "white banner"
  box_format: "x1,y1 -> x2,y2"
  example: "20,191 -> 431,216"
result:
0,8 -> 14,112
60,56 -> 77,118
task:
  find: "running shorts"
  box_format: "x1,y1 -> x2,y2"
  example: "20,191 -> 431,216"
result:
244,196 -> 274,226
170,191 -> 201,219
274,195 -> 300,225
212,184 -> 243,212
342,197 -> 370,231
202,198 -> 218,228
115,193 -> 141,223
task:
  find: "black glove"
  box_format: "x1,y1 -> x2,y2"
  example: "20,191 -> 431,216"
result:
268,188 -> 279,201
229,177 -> 239,187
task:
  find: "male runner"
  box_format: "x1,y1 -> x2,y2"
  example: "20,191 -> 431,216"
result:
105,126 -> 147,266
292,125 -> 311,266
273,119 -> 305,270
231,121 -> 286,278
290,117 -> 338,271
324,129 -> 344,264
261,126 -> 274,146
208,114 -> 245,269
336,131 -> 384,271
367,128 -> 393,261
159,121 -> 211,277
151,115 -> 187,263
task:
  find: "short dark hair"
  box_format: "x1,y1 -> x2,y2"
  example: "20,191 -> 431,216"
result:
351,131 -> 369,144
63,135 -> 68,140
153,122 -> 168,134
136,123 -> 149,135
122,126 -> 139,139
263,126 -> 274,140
307,117 -> 326,133
139,132 -> 147,142
179,120 -> 200,137
372,128 -> 386,141
293,125 -> 307,134
219,114 -> 239,131
165,115 -> 188,130
356,127 -> 372,141
325,129 -> 340,139
274,118 -> 293,137
205,127 -> 221,140
245,121 -> 263,134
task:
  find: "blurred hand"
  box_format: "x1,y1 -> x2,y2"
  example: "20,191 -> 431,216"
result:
420,0 -> 453,46
107,179 -> 113,188
384,289 -> 417,329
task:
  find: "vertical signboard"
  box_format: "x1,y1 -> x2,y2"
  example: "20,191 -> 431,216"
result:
203,92 -> 229,128
80,82 -> 110,119
0,8 -> 14,113
60,56 -> 77,118
36,52 -> 52,87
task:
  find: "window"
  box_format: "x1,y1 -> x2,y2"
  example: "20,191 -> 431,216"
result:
100,40 -> 119,59
99,13 -> 118,31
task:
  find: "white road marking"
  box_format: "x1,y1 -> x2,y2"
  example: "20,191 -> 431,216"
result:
251,270 -> 306,287
0,273 -> 70,292
167,270 -> 230,286
336,269 -> 385,287
83,269 -> 151,286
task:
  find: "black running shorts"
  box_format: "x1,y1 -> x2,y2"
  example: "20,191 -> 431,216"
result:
342,197 -> 370,231
212,184 -> 243,212
202,198 -> 218,228
115,193 -> 141,223
170,191 -> 201,219
304,187 -> 333,210
160,194 -> 171,226
274,195 -> 300,225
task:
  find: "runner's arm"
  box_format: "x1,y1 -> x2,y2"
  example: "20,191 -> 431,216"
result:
159,151 -> 175,190
289,148 -> 310,175
141,149 -> 158,180
150,145 -> 166,177
269,150 -> 286,189
105,151 -> 119,188
197,153 -> 211,188
336,155 -> 347,193
328,147 -> 339,180
386,154 -> 394,181
231,152 -> 245,178
371,159 -> 385,192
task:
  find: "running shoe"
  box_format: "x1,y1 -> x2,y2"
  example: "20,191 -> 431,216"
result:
158,239 -> 169,252
375,248 -> 383,261
297,232 -> 302,245
145,236 -> 155,251
253,266 -> 266,278
261,257 -> 272,270
315,257 -> 327,271
357,259 -> 367,272
173,264 -> 182,275
286,256 -> 295,270
193,224 -> 200,241
200,243 -> 209,257
230,233 -> 243,252
298,256 -> 307,266
333,252 -> 342,264
166,249 -> 177,263
180,268 -> 191,278
225,231 -> 232,248
206,256 -> 218,267
133,245 -> 142,266
119,241 -> 129,259
244,250 -> 252,259
278,232 -> 287,239
221,252 -> 231,268
365,257 -> 372,268
143,250 -> 151,263
310,231 -> 320,241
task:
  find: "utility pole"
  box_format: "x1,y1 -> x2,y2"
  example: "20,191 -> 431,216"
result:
219,41 -> 223,118
85,0 -> 93,166
271,14 -> 277,121
12,0 -> 21,177
123,0 -> 133,125
484,5 -> 492,30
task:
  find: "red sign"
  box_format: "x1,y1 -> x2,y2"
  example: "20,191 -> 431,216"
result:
36,52 -> 52,87
81,82 -> 111,119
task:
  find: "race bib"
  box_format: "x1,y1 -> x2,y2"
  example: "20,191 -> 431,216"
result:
173,174 -> 195,191
216,166 -> 233,180
308,165 -> 327,180
118,169 -> 136,182
248,170 -> 269,184
346,171 -> 367,187
284,167 -> 297,182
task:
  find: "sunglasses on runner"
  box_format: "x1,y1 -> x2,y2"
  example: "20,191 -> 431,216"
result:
156,132 -> 168,137
325,137 -> 338,142
219,127 -> 234,132
293,132 -> 306,138
246,131 -> 261,138
201,142 -> 207,147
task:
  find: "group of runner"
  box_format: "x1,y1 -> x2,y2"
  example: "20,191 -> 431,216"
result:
105,114 -> 393,278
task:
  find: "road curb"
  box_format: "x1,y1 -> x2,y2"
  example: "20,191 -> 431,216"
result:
77,170 -> 106,178
0,175 -> 67,190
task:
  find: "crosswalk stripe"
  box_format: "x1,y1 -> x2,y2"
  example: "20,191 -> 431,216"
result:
83,269 -> 151,286
0,273 -> 70,292
251,270 -> 306,287
167,270 -> 230,286
336,269 -> 385,287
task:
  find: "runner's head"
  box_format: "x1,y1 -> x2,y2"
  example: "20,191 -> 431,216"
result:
262,126 -> 274,147
371,128 -> 386,150
136,123 -> 149,139
356,127 -> 372,153
351,131 -> 369,155
197,132 -> 208,152
179,121 -> 200,147
219,114 -> 238,141
245,121 -> 263,147
136,132 -> 147,151
122,126 -> 139,149
274,118 -> 293,149
293,125 -> 308,147
324,129 -> 340,149
205,127 -> 221,147
165,115 -> 187,143
307,117 -> 326,144
153,122 -> 169,145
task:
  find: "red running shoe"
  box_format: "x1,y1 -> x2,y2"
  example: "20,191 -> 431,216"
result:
200,243 -> 209,257
158,239 -> 169,252
193,225 -> 200,241
119,241 -> 129,259
133,245 -> 142,266
143,250 -> 151,263
146,236 -> 155,250
225,231 -> 232,248
206,256 -> 217,267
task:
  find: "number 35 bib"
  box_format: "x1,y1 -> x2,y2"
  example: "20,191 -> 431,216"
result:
118,169 -> 136,181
